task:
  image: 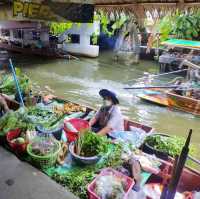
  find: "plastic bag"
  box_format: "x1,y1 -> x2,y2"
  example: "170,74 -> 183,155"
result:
95,175 -> 125,199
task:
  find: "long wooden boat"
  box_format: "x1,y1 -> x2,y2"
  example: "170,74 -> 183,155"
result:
0,43 -> 71,59
138,90 -> 200,116
167,92 -> 200,116
1,94 -> 200,198
42,96 -> 200,198
145,158 -> 200,198
53,96 -> 154,135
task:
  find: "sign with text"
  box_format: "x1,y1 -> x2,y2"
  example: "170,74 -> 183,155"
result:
0,0 -> 94,22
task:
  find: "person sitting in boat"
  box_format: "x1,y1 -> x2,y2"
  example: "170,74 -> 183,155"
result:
89,89 -> 124,136
189,68 -> 200,84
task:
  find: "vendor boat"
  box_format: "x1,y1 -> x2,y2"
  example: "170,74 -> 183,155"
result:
52,96 -> 154,135
138,89 -> 200,116
159,39 -> 200,74
143,157 -> 200,199
1,94 -> 200,199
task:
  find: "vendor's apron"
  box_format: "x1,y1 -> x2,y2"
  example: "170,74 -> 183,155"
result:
92,106 -> 114,133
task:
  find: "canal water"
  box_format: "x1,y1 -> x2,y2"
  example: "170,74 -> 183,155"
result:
14,51 -> 200,151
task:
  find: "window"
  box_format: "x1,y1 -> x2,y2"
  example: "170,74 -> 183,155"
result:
68,34 -> 80,44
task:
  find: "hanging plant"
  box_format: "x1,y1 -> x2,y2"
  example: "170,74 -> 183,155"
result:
49,11 -> 129,37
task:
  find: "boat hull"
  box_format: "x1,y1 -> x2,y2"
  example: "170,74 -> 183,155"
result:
167,92 -> 200,116
138,90 -> 200,116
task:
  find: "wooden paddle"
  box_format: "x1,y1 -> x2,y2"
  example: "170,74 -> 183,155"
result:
124,85 -> 179,90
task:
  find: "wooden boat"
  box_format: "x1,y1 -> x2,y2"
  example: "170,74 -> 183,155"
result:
1,94 -> 200,198
144,158 -> 200,198
52,96 -> 154,135
0,43 -> 71,59
138,89 -> 200,116
2,94 -> 20,111
159,39 -> 200,74
45,97 -> 200,198
167,92 -> 200,116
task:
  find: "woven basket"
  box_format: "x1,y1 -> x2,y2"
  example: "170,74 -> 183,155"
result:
27,138 -> 61,170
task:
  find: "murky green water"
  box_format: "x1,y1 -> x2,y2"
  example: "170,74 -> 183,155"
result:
14,51 -> 200,150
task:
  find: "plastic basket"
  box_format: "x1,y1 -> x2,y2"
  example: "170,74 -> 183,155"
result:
27,138 -> 61,170
36,124 -> 63,140
87,168 -> 135,199
64,118 -> 89,143
6,129 -> 28,154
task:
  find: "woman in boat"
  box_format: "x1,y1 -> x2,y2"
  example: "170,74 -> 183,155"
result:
89,89 -> 124,136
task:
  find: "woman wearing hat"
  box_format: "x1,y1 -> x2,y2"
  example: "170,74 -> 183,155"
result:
89,89 -> 124,136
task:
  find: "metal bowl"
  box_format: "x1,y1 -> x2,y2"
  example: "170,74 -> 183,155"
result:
69,142 -> 101,165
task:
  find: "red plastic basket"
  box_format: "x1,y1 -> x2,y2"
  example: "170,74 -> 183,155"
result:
6,129 -> 28,154
64,118 -> 89,143
87,168 -> 135,199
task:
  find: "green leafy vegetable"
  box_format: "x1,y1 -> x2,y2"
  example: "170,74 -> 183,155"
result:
76,130 -> 108,157
145,134 -> 198,158
0,109 -> 35,136
0,70 -> 31,95
52,143 -> 123,199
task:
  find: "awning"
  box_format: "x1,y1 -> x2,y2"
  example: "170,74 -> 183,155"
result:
162,39 -> 200,50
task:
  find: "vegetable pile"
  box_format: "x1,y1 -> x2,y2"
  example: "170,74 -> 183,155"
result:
75,131 -> 108,157
0,109 -> 35,136
0,70 -> 31,95
145,134 -> 198,158
94,174 -> 126,199
31,137 -> 59,156
52,143 -> 123,199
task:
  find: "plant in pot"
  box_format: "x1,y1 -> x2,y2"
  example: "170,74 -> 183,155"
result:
69,130 -> 108,165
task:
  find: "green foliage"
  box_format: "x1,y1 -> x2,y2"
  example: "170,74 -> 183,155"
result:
0,109 -> 35,136
0,69 -> 31,95
157,10 -> 200,41
52,143 -> 123,199
50,22 -> 73,35
76,131 -> 108,157
50,11 -> 128,37
145,134 -> 198,158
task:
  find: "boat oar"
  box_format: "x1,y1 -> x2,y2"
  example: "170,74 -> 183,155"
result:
166,129 -> 192,199
9,58 -> 24,107
188,155 -> 200,166
124,85 -> 179,90
125,69 -> 188,83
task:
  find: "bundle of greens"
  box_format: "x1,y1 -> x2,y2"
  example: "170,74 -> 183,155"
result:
145,134 -> 198,158
0,109 -> 35,136
0,70 -> 31,95
26,106 -> 62,129
52,143 -> 123,199
75,131 -> 108,157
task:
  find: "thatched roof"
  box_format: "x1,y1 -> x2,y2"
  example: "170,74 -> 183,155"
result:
94,0 -> 200,25
94,0 -> 200,14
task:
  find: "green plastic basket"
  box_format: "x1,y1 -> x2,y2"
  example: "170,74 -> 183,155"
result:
27,139 -> 61,170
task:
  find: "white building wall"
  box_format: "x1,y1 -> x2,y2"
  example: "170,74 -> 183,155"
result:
61,21 -> 100,58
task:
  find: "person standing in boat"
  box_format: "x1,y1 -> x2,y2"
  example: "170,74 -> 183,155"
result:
89,89 -> 124,136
